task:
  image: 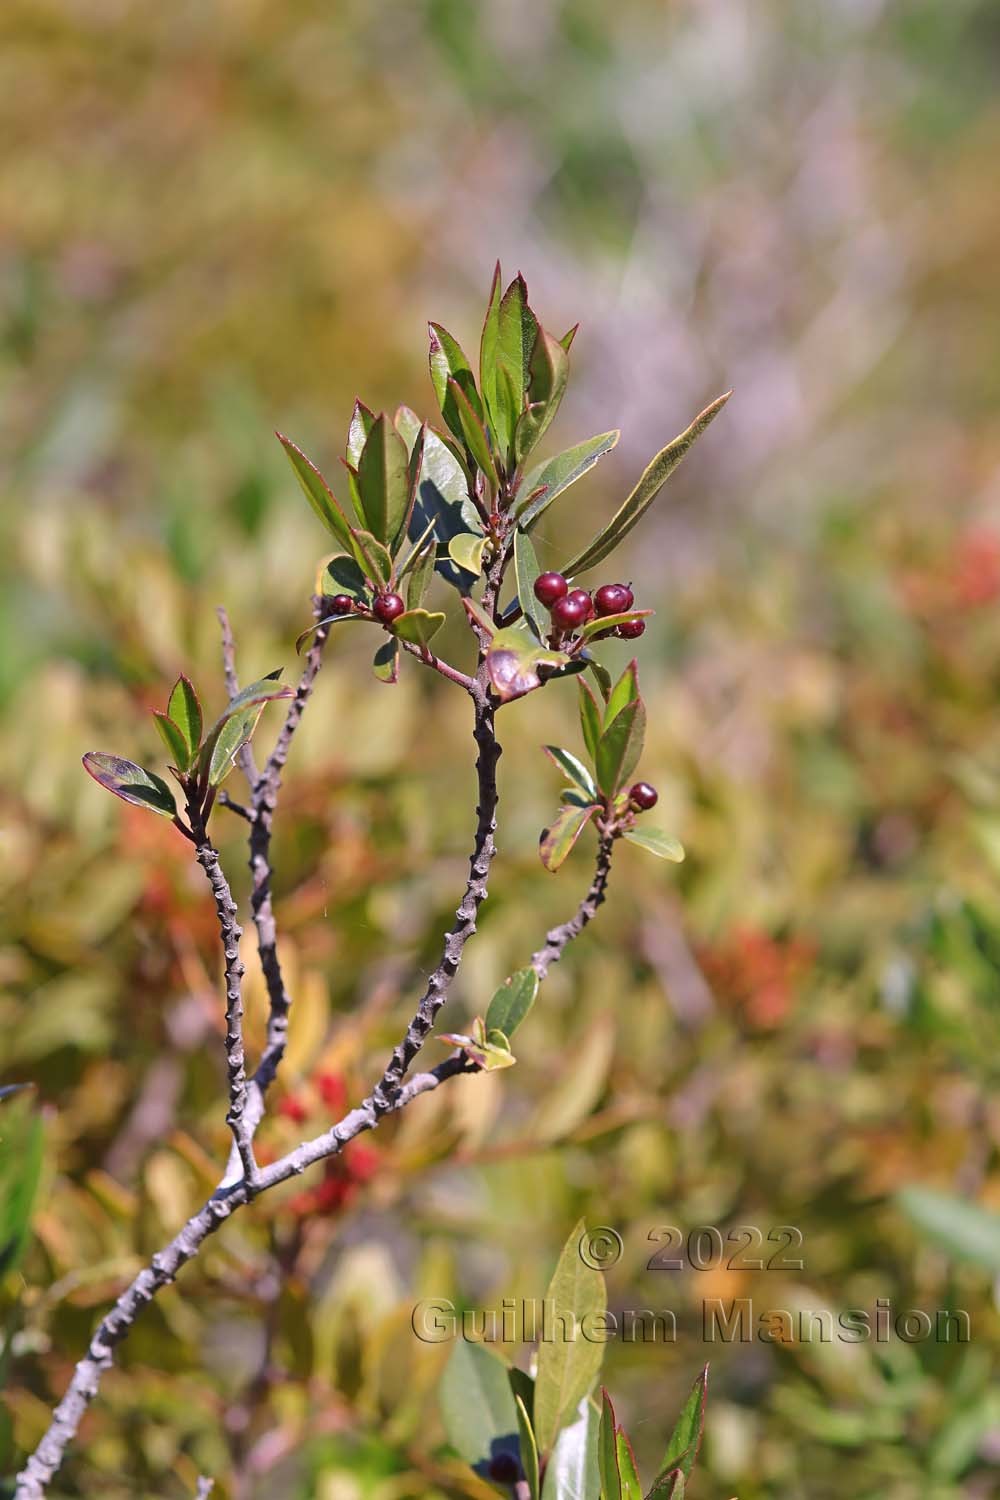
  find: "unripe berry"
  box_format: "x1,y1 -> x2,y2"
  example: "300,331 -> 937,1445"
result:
629,781 -> 658,811
373,592 -> 405,624
329,594 -> 354,616
534,571 -> 568,607
617,618 -> 646,639
565,587 -> 594,621
594,582 -> 634,616
550,593 -> 590,631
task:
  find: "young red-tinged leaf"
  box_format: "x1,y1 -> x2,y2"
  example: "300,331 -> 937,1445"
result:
560,323 -> 579,352
391,608 -> 446,648
598,1390 -> 623,1500
515,1394 -> 540,1500
534,1221 -> 607,1453
448,376 -> 499,487
479,260 -> 503,439
604,660 -> 640,728
448,531 -> 487,576
543,745 -> 598,800
487,626 -> 569,701
152,712 -> 191,771
429,322 -> 484,440
277,433 -> 355,551
515,328 -> 569,465
578,609 -> 652,643
578,680 -> 603,764
596,699 -> 646,796
346,398 -> 376,467
357,413 -> 410,549
516,432 -> 620,528
654,1366 -> 708,1483
623,828 -> 684,862
372,637 -> 399,684
540,1395 -> 600,1500
514,527 -> 546,641
561,392 -> 731,575
166,675 -> 202,759
647,1473 -> 686,1500
485,968 -> 539,1039
462,595 -> 497,640
539,802 -> 596,872
615,1427 -> 643,1500
83,753 -> 176,818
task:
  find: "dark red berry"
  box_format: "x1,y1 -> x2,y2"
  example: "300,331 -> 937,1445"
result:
550,593 -> 590,631
373,592 -> 405,624
630,781 -> 658,811
565,587 -> 594,620
534,571 -> 568,607
488,1454 -> 520,1484
329,594 -> 354,616
617,618 -> 646,639
594,582 -> 634,616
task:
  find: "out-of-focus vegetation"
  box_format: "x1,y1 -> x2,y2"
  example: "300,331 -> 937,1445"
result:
3,1 -> 1000,1495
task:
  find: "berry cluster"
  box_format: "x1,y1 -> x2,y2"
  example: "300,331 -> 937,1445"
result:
533,572 -> 645,642
328,591 -> 406,626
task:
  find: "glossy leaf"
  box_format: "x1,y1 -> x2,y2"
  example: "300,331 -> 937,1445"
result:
516,432 -> 620,528
491,274 -> 538,458
357,414 -> 410,548
391,608 -> 446,648
485,968 -> 539,1040
604,661 -> 639,728
404,539 -> 436,610
207,702 -> 268,786
588,659 -> 614,702
539,802 -> 596,872
515,328 -> 569,465
540,1396 -> 600,1500
561,393 -> 730,575
534,1220 -> 607,1454
346,398 -> 376,467
560,323 -> 579,352
578,609 -> 652,643
345,527 -> 393,588
578,681 -> 603,764
439,1341 -> 520,1471
152,712 -> 190,771
655,1367 -> 708,1483
616,1430 -> 642,1500
429,322 -> 484,442
486,626 -> 569,702
83,753 -> 176,818
166,675 -> 202,760
372,637 -> 400,685
516,1395 -> 540,1500
198,677 -> 293,784
0,1100 -> 44,1278
277,433 -> 354,551
479,261 -> 503,444
543,745 -> 598,800
514,526 -> 546,641
449,531 -> 487,576
623,828 -> 685,862
596,699 -> 646,797
598,1391 -> 623,1500
448,376 -> 499,487
323,553 -> 369,601
648,1474 -> 686,1500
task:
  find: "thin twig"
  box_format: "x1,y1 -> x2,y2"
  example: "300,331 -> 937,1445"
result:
530,831 -> 616,978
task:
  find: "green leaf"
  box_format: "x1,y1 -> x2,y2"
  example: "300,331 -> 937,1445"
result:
372,637 -> 399,685
514,527 -> 546,641
277,433 -> 354,551
656,1367 -> 708,1483
391,608 -> 446,648
206,703 -> 268,786
198,677 -> 294,786
346,527 -> 393,587
648,1474 -> 685,1500
510,1369 -> 535,1428
515,329 -> 569,466
578,682 -> 603,765
578,609 -> 652,643
166,675 -> 202,760
516,433 -> 620,528
439,1341 -> 520,1472
541,1396 -> 600,1500
596,699 -> 645,797
0,1099 -> 44,1278
448,377 -> 499,487
561,393 -> 730,575
598,1391 -> 623,1500
82,753 -> 176,818
490,273 -> 539,459
486,626 -> 569,702
534,1220 -> 607,1454
560,323 -> 579,352
295,613 -> 362,654
588,659 -> 613,702
897,1187 -> 1000,1271
404,539 -> 436,610
615,1430 -> 642,1500
323,553 -> 369,601
623,828 -> 685,862
429,322 -> 485,442
604,661 -> 639,728
539,803 -> 596,873
479,261 -> 503,445
356,414 -> 410,548
152,712 -> 191,771
346,398 -> 375,467
449,531 -> 488,576
516,1395 -> 540,1500
543,746 -> 598,800
486,968 -> 539,1039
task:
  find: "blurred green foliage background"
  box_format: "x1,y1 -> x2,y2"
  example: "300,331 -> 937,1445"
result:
3,1 -> 1000,1495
